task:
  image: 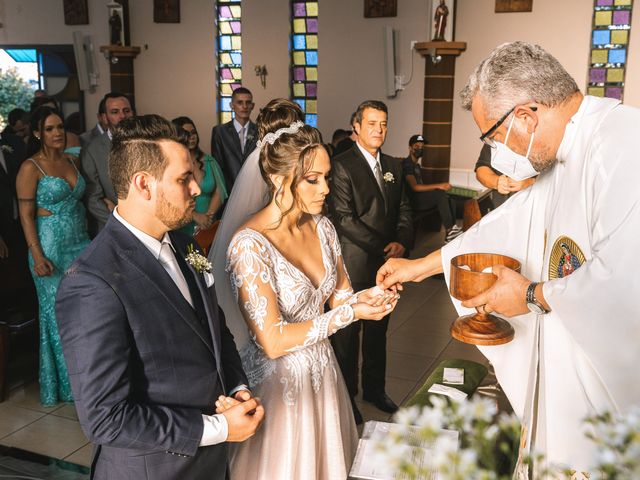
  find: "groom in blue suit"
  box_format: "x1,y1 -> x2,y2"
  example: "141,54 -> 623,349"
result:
56,115 -> 264,480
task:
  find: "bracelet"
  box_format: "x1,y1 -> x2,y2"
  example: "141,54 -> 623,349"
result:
27,242 -> 40,249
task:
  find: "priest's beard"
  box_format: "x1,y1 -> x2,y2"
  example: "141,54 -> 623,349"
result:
528,140 -> 556,173
155,188 -> 193,230
530,151 -> 556,174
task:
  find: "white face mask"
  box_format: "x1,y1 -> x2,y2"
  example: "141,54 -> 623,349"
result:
490,114 -> 539,181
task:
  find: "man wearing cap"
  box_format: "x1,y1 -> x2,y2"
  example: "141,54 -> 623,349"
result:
402,134 -> 461,243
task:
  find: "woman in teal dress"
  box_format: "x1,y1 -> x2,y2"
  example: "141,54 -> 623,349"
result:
172,116 -> 228,236
16,106 -> 90,406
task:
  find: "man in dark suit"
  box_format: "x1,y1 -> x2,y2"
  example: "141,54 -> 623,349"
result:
79,98 -> 108,148
328,100 -> 413,423
210,87 -> 257,191
0,132 -> 31,302
56,115 -> 264,480
81,92 -> 133,234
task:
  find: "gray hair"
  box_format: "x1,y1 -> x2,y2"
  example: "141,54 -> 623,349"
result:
460,41 -> 579,119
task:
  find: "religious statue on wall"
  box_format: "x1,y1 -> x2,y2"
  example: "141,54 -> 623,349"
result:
433,0 -> 449,41
107,1 -> 125,46
109,10 -> 123,45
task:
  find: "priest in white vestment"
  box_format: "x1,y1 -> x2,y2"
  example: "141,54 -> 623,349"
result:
377,42 -> 640,477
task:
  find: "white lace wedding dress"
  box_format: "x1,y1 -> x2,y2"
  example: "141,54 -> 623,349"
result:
226,215 -> 359,480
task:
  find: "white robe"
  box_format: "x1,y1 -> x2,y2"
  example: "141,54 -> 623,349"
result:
441,96 -> 640,474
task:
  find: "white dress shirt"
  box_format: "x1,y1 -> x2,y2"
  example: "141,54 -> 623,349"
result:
355,140 -> 381,174
355,140 -> 385,193
112,208 -> 230,446
233,118 -> 248,152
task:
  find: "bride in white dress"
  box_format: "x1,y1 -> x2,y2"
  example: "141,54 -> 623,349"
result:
211,100 -> 399,479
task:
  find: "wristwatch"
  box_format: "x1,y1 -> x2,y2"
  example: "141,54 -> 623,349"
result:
526,282 -> 549,315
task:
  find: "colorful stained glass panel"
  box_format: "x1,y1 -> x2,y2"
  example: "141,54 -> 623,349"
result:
591,49 -> 608,63
306,18 -> 318,32
306,67 -> 318,81
611,29 -> 628,44
293,18 -> 306,33
609,48 -> 626,63
588,0 -> 633,101
595,10 -> 612,24
306,35 -> 318,49
293,34 -> 306,49
293,51 -> 306,65
294,67 -> 305,81
593,30 -> 610,45
293,3 -> 306,16
606,68 -> 624,82
293,83 -> 306,97
290,1 -> 319,127
606,86 -> 623,98
588,86 -> 605,96
217,0 -> 243,123
590,68 -> 606,83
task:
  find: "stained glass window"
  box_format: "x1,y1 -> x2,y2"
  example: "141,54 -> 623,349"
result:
290,2 -> 319,127
216,0 -> 242,124
588,0 -> 634,101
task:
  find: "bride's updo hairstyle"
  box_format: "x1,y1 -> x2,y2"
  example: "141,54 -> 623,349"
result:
256,99 -> 324,224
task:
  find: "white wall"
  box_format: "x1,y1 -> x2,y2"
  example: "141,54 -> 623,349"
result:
129,0 -> 217,147
241,0 -> 290,111
2,0 -> 638,163
316,0 -> 429,156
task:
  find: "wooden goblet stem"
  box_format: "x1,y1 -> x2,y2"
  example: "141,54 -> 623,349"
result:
449,253 -> 520,346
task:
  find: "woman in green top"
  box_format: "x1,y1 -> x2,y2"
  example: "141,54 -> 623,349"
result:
172,116 -> 228,236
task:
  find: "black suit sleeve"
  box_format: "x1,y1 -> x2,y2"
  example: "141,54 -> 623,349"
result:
394,163 -> 415,251
210,125 -> 217,159
215,303 -> 249,393
56,270 -> 204,456
328,159 -> 387,256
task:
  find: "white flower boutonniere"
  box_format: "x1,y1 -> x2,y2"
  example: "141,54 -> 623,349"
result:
185,244 -> 212,274
1,145 -> 14,154
383,172 -> 395,183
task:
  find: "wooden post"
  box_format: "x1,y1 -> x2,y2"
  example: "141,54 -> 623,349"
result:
99,45 -> 141,105
415,41 -> 466,184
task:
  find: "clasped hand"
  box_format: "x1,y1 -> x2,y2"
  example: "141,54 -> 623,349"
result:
215,389 -> 265,442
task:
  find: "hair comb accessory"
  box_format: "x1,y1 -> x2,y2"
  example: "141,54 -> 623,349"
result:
256,120 -> 305,148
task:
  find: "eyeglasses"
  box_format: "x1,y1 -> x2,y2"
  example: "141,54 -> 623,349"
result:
479,106 -> 515,148
479,105 -> 538,148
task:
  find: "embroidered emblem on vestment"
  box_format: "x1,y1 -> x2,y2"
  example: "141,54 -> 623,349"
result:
549,236 -> 586,280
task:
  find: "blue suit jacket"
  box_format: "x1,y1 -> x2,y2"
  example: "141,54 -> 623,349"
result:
56,216 -> 247,480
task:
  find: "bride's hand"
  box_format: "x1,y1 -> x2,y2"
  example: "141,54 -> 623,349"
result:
352,295 -> 399,321
215,395 -> 241,414
358,286 -> 400,307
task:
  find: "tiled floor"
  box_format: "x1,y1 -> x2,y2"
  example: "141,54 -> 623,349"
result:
0,228 -> 497,469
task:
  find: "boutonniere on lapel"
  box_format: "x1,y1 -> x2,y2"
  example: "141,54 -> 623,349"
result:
1,145 -> 13,154
383,172 -> 395,184
185,244 -> 212,274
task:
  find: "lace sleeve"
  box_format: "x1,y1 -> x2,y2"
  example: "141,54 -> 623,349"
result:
228,231 -> 358,359
319,217 -> 359,309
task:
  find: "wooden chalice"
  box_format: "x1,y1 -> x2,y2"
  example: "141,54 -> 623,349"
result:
449,253 -> 521,346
